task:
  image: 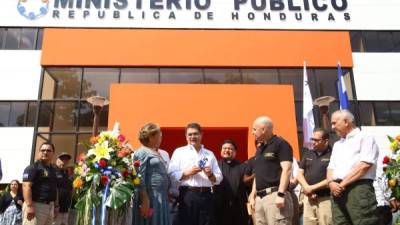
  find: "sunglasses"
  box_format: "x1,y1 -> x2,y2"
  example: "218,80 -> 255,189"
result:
310,138 -> 323,142
40,149 -> 53,153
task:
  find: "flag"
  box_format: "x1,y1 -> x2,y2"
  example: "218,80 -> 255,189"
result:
337,62 -> 350,110
303,62 -> 315,149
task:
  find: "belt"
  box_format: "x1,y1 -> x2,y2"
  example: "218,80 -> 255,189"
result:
180,186 -> 212,193
33,199 -> 54,205
334,179 -> 373,185
256,186 -> 278,199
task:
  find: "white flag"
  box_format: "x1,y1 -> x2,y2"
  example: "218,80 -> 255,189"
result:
303,62 -> 315,149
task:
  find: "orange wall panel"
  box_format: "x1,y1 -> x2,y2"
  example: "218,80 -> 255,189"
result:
108,84 -> 300,159
42,29 -> 352,67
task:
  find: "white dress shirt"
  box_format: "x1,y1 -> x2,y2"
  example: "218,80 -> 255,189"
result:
168,144 -> 223,188
328,128 -> 379,180
374,148 -> 392,206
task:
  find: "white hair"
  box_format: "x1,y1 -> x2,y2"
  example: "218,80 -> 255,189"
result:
332,109 -> 355,124
254,116 -> 274,129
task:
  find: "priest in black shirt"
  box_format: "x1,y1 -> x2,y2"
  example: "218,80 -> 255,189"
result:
215,140 -> 248,225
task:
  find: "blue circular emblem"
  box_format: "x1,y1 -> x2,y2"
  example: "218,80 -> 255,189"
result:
17,0 -> 49,20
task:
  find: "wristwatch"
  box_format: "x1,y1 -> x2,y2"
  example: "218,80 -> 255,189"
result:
277,192 -> 285,197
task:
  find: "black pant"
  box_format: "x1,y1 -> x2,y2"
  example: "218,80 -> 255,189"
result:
377,205 -> 392,225
178,189 -> 216,225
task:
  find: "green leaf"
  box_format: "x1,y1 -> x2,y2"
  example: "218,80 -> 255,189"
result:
105,181 -> 135,209
388,135 -> 395,142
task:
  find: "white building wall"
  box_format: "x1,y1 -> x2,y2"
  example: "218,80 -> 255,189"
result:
0,50 -> 41,100
0,127 -> 34,183
353,53 -> 400,101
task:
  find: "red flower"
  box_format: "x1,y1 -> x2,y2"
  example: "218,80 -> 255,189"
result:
117,134 -> 126,142
99,159 -> 107,168
122,170 -> 129,177
383,156 -> 391,164
133,160 -> 141,167
101,175 -> 109,185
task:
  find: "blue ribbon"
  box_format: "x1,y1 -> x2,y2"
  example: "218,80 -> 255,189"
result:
92,204 -> 96,225
100,177 -> 111,225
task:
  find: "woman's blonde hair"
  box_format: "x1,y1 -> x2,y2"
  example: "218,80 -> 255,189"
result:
138,123 -> 161,146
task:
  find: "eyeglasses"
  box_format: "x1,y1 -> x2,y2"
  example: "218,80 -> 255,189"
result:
40,149 -> 53,153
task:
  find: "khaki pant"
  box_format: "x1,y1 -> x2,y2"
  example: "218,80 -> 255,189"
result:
23,202 -> 54,225
53,212 -> 69,225
255,191 -> 293,225
303,195 -> 332,225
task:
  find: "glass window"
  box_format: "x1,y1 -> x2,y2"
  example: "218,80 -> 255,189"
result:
241,69 -> 279,84
42,68 -> 82,99
79,102 -> 109,132
120,68 -> 159,83
0,102 -> 11,126
350,31 -> 365,52
81,68 -> 119,99
374,102 -> 390,125
19,28 -> 36,50
364,31 -> 394,52
9,102 -> 27,126
314,69 -> 340,98
27,102 -> 37,126
36,28 -> 43,50
77,133 -> 92,156
38,101 -> 79,132
160,68 -> 203,84
204,69 -> 241,84
279,69 -> 303,100
50,134 -> 76,163
0,28 -> 5,49
393,32 -> 400,52
389,102 -> 400,125
358,102 -> 375,126
4,28 -> 20,49
295,101 -> 302,130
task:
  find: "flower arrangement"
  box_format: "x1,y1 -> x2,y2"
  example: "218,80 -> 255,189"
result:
73,128 -> 141,225
383,135 -> 400,200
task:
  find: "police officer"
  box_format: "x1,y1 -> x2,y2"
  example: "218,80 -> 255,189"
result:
54,152 -> 72,225
249,116 -> 293,225
297,128 -> 332,225
22,142 -> 58,225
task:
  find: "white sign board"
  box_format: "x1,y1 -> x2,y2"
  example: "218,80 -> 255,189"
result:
0,0 -> 399,30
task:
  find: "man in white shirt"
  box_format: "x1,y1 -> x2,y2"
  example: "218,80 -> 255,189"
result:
327,110 -> 379,225
168,123 -> 222,225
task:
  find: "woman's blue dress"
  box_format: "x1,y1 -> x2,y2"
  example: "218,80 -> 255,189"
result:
132,146 -> 171,225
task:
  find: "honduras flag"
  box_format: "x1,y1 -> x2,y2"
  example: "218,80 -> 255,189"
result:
337,63 -> 350,110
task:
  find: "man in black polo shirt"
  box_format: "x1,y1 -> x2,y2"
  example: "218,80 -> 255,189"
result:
22,142 -> 58,225
54,152 -> 72,225
297,128 -> 332,225
249,116 -> 293,225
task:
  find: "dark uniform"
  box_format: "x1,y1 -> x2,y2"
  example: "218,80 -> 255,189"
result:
253,135 -> 293,225
22,160 -> 58,204
55,167 -> 73,213
254,135 -> 293,191
299,147 -> 332,197
215,159 -> 248,225
299,147 -> 332,225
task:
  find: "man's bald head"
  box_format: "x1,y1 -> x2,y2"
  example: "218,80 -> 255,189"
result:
252,116 -> 274,143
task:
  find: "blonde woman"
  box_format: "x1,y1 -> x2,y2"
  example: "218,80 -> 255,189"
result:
132,123 -> 170,225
